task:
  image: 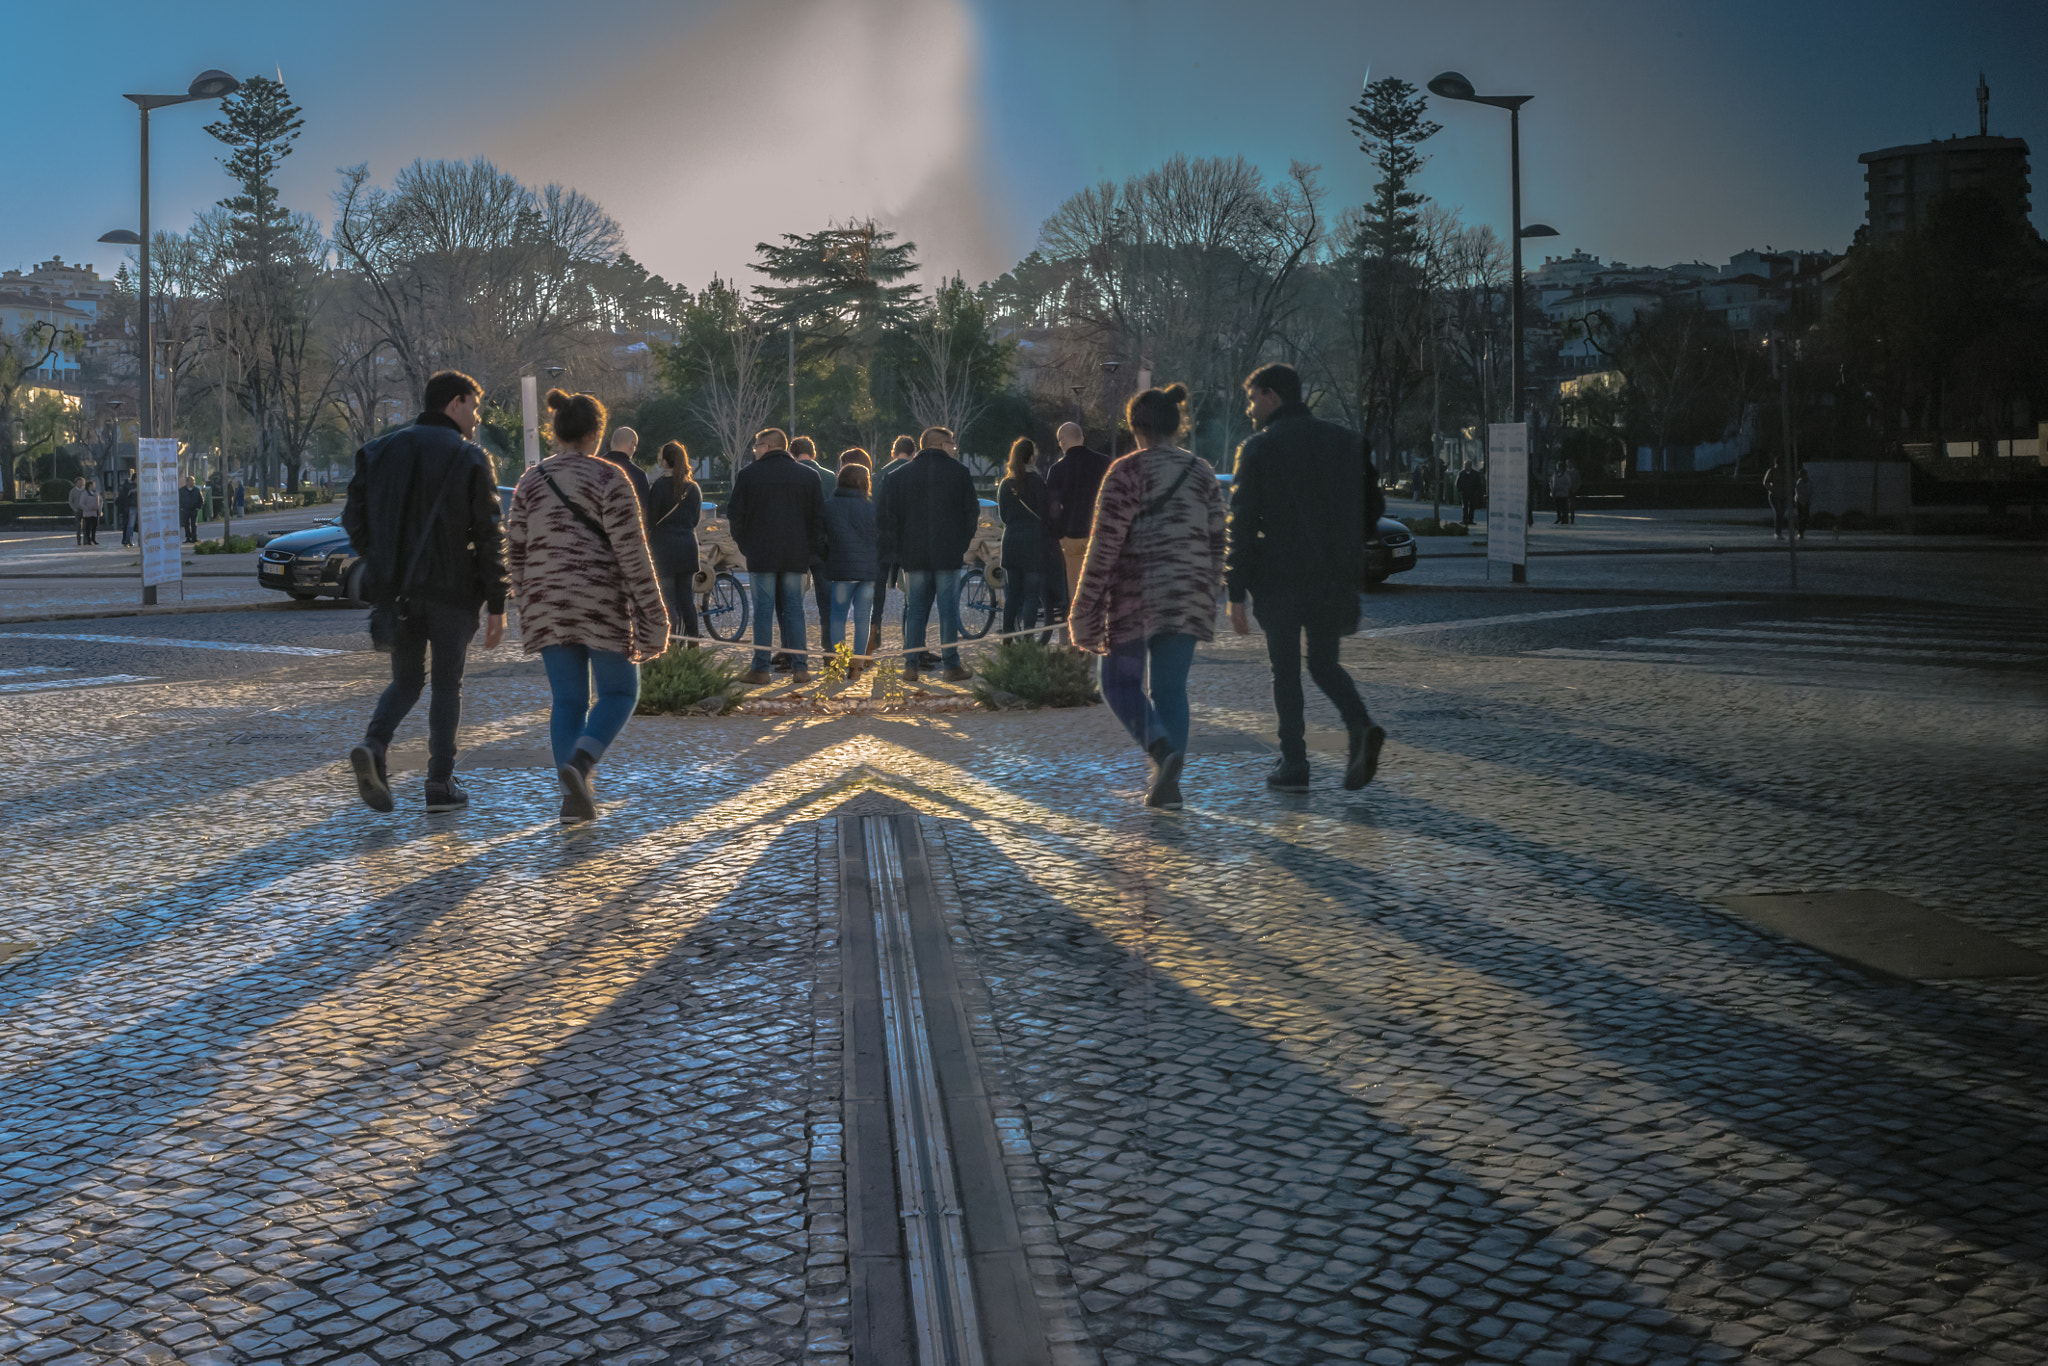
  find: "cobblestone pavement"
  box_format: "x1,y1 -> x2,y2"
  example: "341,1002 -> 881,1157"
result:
2,588 -> 2045,1364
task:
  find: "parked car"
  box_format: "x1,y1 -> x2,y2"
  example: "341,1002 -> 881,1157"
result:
1213,472 -> 1416,584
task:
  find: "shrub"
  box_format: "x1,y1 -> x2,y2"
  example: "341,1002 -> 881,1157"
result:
636,642 -> 745,715
971,639 -> 1101,709
194,535 -> 259,554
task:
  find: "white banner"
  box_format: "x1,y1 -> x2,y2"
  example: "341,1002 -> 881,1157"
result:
138,438 -> 182,590
522,375 -> 540,471
1487,423 -> 1528,569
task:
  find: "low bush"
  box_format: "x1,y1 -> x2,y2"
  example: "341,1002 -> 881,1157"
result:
971,638 -> 1100,709
1399,517 -> 1469,536
635,642 -> 745,715
194,535 -> 260,554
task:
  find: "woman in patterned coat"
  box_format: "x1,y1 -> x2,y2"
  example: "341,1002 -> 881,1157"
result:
1068,383 -> 1226,811
507,389 -> 669,823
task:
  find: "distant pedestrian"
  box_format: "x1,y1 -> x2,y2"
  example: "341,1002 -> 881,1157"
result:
876,426 -> 981,684
1225,362 -> 1384,794
178,477 -> 202,542
1793,466 -> 1812,541
790,436 -> 837,639
1566,460 -> 1582,523
823,463 -> 880,672
1764,461 -> 1788,539
872,435 -> 917,647
507,389 -> 669,823
997,437 -> 1051,637
727,428 -> 827,685
1069,385 -> 1225,811
78,481 -> 103,545
68,478 -> 87,545
116,477 -> 137,546
600,425 -> 651,509
1550,463 -> 1574,525
343,370 -> 509,816
1046,422 -> 1110,599
647,440 -> 704,640
1456,463 -> 1484,524
233,479 -> 245,517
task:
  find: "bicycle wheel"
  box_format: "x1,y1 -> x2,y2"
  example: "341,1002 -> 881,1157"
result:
958,568 -> 997,639
701,572 -> 751,642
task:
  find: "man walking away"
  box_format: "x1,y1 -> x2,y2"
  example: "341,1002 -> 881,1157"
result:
178,476 -> 203,543
1225,362 -> 1384,794
116,476 -> 137,547
875,426 -> 980,683
727,428 -> 826,685
599,425 -> 651,509
1456,462 -> 1484,526
343,370 -> 508,815
1046,422 -> 1111,599
1550,462 -> 1573,525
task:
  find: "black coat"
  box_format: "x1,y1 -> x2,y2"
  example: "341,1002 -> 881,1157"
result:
599,450 -> 651,509
1456,467 -> 1484,503
177,486 -> 202,516
822,490 -> 880,581
726,449 -> 826,573
1045,445 -> 1111,539
645,474 -> 701,574
998,472 -> 1049,571
342,413 -> 509,612
1224,404 -> 1377,604
875,450 -> 981,571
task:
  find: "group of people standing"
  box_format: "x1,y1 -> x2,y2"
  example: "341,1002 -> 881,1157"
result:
341,357 -> 1388,823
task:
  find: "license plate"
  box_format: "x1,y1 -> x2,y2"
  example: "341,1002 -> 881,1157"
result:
1394,547 -> 1416,561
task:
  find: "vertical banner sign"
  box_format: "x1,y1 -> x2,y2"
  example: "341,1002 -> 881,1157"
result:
521,375 -> 540,471
1487,423 -> 1528,573
138,438 -> 182,592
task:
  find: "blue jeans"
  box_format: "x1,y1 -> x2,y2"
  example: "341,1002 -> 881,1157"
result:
1102,631 -> 1197,756
540,644 -> 640,769
828,580 -> 874,655
899,567 -> 963,669
749,571 -> 808,673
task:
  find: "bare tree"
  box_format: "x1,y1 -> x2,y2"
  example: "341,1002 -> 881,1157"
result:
679,278 -> 775,484
905,276 -> 1006,469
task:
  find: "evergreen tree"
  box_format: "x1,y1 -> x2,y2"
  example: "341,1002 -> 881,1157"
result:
205,76 -> 305,267
1347,77 -> 1440,263
751,220 -> 922,357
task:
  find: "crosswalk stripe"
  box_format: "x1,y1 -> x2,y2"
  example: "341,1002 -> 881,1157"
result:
1677,628 -> 2046,655
1356,600 -> 1744,640
1601,635 -> 2044,663
0,632 -> 348,657
1529,648 -> 1768,668
0,674 -> 158,694
0,666 -> 65,678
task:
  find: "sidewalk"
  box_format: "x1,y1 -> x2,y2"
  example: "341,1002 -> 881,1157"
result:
2,604 -> 2044,1364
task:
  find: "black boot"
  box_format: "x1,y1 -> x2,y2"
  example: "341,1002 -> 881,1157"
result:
1144,738 -> 1184,810
1344,723 -> 1386,791
424,775 -> 470,813
558,749 -> 598,823
349,743 -> 393,813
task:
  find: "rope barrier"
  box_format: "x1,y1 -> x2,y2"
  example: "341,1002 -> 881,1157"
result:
665,619 -> 1074,663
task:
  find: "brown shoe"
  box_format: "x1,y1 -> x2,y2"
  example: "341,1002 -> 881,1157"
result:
791,670 -> 813,685
901,666 -> 921,685
942,665 -> 973,683
740,670 -> 773,685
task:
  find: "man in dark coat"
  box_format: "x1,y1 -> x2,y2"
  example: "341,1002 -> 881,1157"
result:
1225,362 -> 1385,795
342,370 -> 508,815
1456,463 -> 1485,525
875,426 -> 980,683
600,425 -> 651,508
726,427 -> 827,684
177,477 -> 203,542
1045,421 -> 1111,599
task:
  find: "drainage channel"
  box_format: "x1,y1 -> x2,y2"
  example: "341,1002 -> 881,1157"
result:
839,810 -> 1048,1366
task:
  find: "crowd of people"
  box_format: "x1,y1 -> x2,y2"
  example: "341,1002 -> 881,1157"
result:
341,360 -> 1388,823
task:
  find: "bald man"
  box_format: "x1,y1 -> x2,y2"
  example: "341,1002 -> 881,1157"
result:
601,425 -> 651,508
1045,421 -> 1111,597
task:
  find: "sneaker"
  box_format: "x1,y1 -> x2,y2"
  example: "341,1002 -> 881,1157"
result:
941,665 -> 973,683
1265,759 -> 1311,793
1145,743 -> 1185,810
558,763 -> 597,823
1344,723 -> 1386,791
348,744 -> 393,813
424,778 -> 469,813
740,670 -> 773,685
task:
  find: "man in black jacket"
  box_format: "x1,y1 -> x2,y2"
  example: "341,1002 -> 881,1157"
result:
1045,421 -> 1110,599
177,477 -> 203,543
1225,362 -> 1385,794
726,427 -> 827,685
875,426 -> 980,683
1456,463 -> 1485,525
343,370 -> 508,815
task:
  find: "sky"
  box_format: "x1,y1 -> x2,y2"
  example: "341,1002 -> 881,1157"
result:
6,0 -> 2044,293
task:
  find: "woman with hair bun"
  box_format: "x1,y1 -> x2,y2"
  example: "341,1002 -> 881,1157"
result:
647,440 -> 703,640
1068,383 -> 1226,811
997,437 -> 1050,639
507,388 -> 669,823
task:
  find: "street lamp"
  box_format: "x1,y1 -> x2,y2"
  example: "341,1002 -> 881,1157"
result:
1429,70 -> 1558,565
98,69 -> 241,445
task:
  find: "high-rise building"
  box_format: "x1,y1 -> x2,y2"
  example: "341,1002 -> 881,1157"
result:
1858,75 -> 2031,240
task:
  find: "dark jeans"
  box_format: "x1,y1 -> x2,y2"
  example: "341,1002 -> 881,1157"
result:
656,566 -> 701,639
364,598 -> 479,782
1102,631 -> 1196,755
182,512 -> 199,542
1253,590 -> 1371,764
900,567 -> 963,670
1462,500 -> 1480,524
814,572 -> 832,651
750,571 -> 808,673
81,516 -> 99,544
870,565 -> 893,644
1002,568 -> 1045,636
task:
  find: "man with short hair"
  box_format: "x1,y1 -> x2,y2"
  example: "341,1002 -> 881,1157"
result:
1456,462 -> 1484,525
600,425 -> 651,509
790,436 -> 838,635
1045,422 -> 1110,598
1225,362 -> 1385,794
876,426 -> 980,683
727,427 -> 827,685
870,435 -> 919,647
343,370 -> 509,815
177,476 -> 203,543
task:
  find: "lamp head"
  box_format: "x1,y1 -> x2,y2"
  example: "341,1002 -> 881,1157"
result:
99,230 -> 143,245
187,70 -> 241,99
1521,224 -> 1560,239
1427,71 -> 1476,101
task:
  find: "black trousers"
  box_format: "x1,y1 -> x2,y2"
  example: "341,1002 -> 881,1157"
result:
1253,590 -> 1371,764
1462,500 -> 1480,523
365,598 -> 479,782
655,562 -> 701,639
182,512 -> 199,542
870,563 -> 893,644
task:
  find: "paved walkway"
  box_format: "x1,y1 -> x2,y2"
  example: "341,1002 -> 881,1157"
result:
2,604 -> 2045,1365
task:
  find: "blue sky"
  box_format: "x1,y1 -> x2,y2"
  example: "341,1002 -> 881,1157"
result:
7,0 -> 2043,291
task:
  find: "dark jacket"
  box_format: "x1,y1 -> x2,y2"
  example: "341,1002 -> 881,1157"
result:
1224,404 -> 1376,604
1045,444 -> 1112,540
799,458 -> 838,503
875,449 -> 981,571
599,449 -> 651,509
998,471 -> 1050,571
822,489 -> 880,582
726,449 -> 826,573
177,485 -> 202,516
1455,467 -> 1484,503
342,412 -> 509,613
117,482 -> 138,515
645,474 -> 702,574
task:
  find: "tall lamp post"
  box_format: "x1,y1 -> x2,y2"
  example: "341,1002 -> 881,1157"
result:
1427,71 -> 1557,569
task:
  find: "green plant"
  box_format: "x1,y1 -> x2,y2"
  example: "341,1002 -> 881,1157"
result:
971,638 -> 1101,710
820,640 -> 856,684
635,643 -> 745,715
194,535 -> 259,554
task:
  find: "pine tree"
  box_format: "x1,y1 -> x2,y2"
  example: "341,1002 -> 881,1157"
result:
1347,78 -> 1440,264
205,76 -> 304,267
751,220 -> 922,356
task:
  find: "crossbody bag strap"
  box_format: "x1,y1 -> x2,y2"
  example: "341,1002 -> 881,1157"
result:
395,462 -> 456,600
541,461 -> 614,550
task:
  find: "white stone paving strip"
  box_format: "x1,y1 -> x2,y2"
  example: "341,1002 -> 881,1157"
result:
1357,600 -> 1742,639
1675,627 -> 2048,656
0,632 -> 348,657
0,666 -> 64,678
1600,635 -> 2041,663
0,674 -> 158,693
